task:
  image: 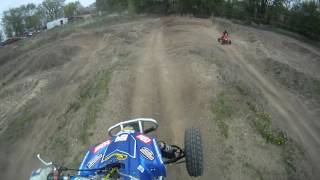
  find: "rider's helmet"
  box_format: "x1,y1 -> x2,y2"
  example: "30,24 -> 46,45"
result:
223,30 -> 228,35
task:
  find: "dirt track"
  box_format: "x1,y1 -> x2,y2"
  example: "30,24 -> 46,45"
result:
0,16 -> 320,179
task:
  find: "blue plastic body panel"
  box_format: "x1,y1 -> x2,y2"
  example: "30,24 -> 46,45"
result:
78,131 -> 166,179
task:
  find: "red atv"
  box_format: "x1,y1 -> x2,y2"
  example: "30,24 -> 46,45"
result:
218,35 -> 231,45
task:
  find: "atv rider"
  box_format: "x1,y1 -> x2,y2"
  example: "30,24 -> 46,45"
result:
221,30 -> 229,39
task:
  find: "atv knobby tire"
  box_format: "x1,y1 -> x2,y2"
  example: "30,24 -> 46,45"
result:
184,128 -> 203,177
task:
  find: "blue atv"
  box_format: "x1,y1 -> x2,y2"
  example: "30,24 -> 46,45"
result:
30,118 -> 203,180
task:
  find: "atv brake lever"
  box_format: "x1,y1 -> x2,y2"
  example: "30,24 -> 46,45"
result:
174,160 -> 186,164
144,127 -> 156,134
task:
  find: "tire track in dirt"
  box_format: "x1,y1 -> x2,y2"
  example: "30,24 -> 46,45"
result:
106,17 -> 320,179
201,20 -> 320,178
1,34 -> 108,180
129,24 -> 192,142
125,18 -> 219,179
210,29 -> 320,177
128,24 -> 186,179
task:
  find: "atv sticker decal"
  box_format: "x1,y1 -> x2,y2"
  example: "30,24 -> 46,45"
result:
87,154 -> 102,168
104,153 -> 128,161
137,165 -> 145,173
136,134 -> 152,144
140,147 -> 154,160
101,134 -> 137,163
93,140 -> 111,153
115,134 -> 128,142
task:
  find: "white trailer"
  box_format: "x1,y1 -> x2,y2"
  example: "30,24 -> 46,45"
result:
46,18 -> 68,30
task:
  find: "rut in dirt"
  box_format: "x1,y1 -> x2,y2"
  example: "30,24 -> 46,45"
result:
120,19 -> 218,179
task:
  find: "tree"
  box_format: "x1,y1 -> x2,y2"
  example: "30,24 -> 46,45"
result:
21,3 -> 43,29
96,0 -> 128,13
42,0 -> 65,21
64,1 -> 82,17
96,0 -> 108,12
289,1 -> 320,36
1,3 -> 45,37
0,30 -> 3,42
2,8 -> 24,37
37,4 -> 48,23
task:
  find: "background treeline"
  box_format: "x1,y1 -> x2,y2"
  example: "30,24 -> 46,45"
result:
1,0 -> 85,38
1,0 -> 319,40
97,0 -> 320,39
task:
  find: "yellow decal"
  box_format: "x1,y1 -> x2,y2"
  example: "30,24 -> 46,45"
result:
104,153 -> 128,161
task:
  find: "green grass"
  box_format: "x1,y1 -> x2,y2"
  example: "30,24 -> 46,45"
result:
212,92 -> 232,138
213,83 -> 289,146
52,136 -> 69,151
45,131 -> 70,161
80,14 -> 141,29
234,83 -> 288,146
243,162 -> 264,180
78,70 -> 112,144
60,70 -> 112,145
67,69 -> 112,111
283,146 -> 297,175
246,100 -> 288,146
79,103 -> 98,144
234,83 -> 250,97
233,82 -> 298,177
1,112 -> 36,143
212,83 -> 289,144
70,151 -> 86,168
212,86 -> 295,177
64,70 -> 112,168
314,79 -> 320,96
250,110 -> 288,145
213,58 -> 300,177
40,69 -> 113,164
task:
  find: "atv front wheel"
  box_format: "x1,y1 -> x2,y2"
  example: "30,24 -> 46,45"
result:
184,128 -> 203,177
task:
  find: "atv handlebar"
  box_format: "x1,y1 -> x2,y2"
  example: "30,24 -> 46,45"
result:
34,154 -> 105,180
47,175 -> 93,180
37,154 -> 52,166
107,118 -> 158,137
